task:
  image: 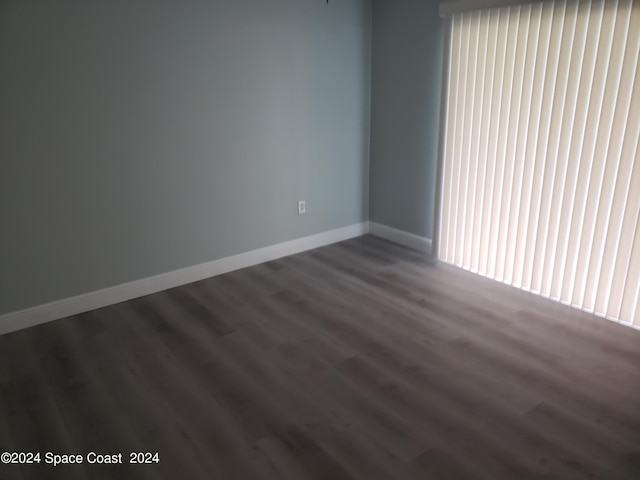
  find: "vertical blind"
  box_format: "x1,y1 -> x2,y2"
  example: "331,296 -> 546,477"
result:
440,0 -> 640,327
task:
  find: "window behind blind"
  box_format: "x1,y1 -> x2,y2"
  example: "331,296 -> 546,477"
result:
439,0 -> 640,327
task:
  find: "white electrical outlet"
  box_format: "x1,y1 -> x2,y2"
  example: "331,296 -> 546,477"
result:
298,200 -> 306,215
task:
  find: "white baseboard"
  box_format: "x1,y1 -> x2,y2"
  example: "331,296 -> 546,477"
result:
0,222 -> 369,335
369,222 -> 432,254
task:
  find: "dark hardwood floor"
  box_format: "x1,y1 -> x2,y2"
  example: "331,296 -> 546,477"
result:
1,235 -> 639,480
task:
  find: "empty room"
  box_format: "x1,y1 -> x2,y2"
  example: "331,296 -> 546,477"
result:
1,0 -> 639,478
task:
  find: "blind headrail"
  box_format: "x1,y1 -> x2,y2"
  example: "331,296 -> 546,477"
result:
440,0 -> 619,17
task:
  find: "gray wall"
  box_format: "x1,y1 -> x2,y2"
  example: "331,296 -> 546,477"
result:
0,0 -> 371,315
369,0 -> 444,239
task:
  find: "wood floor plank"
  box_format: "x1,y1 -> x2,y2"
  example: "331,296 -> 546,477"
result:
22,321 -> 154,480
112,302 -> 286,480
63,310 -> 214,480
1,235 -> 639,479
